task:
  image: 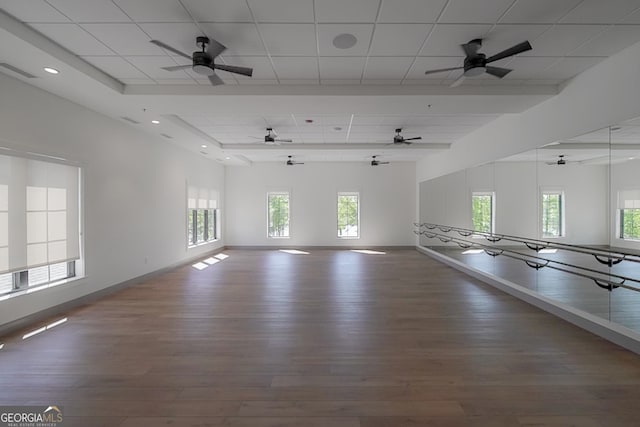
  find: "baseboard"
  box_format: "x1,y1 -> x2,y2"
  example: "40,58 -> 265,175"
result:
225,245 -> 416,250
0,247 -> 228,339
416,245 -> 640,355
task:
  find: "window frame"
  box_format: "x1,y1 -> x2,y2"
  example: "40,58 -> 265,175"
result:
540,190 -> 565,239
471,191 -> 495,235
267,191 -> 291,239
337,191 -> 360,239
619,208 -> 640,241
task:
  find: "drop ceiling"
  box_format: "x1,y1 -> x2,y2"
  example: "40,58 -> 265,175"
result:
1,0 -> 640,164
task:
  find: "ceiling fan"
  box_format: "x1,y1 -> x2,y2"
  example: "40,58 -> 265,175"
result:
286,155 -> 304,166
424,38 -> 532,87
371,156 -> 389,166
546,154 -> 568,165
150,36 -> 253,86
252,128 -> 293,145
392,128 -> 421,145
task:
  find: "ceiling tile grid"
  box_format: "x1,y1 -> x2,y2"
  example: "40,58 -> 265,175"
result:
3,0 -> 640,86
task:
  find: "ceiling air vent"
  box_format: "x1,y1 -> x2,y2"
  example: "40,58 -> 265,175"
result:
120,116 -> 140,124
0,63 -> 36,78
160,133 -> 173,139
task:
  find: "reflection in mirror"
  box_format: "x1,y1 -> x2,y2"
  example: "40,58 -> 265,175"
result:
417,118 -> 640,337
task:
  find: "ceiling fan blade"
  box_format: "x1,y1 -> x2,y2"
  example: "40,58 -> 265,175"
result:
161,64 -> 192,71
424,66 -> 463,76
485,66 -> 512,78
485,41 -> 532,63
150,40 -> 192,60
214,63 -> 253,77
208,73 -> 224,86
403,136 -> 422,141
461,39 -> 482,57
275,138 -> 293,143
450,74 -> 466,87
206,37 -> 227,58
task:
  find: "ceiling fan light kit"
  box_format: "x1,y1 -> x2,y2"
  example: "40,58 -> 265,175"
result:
150,36 -> 253,86
424,38 -> 532,87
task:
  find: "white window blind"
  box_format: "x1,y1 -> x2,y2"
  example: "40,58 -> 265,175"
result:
0,154 -> 80,274
618,190 -> 640,209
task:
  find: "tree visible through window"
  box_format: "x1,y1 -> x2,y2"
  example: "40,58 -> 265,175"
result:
472,192 -> 493,233
337,193 -> 359,238
621,209 -> 640,240
542,192 -> 563,238
268,192 -> 290,238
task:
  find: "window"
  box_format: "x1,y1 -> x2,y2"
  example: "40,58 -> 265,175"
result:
618,190 -> 640,241
337,192 -> 359,238
268,192 -> 290,238
471,192 -> 494,233
187,186 -> 219,247
541,191 -> 564,238
0,154 -> 80,297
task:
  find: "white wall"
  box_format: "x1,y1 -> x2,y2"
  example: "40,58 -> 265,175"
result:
419,161 -> 608,246
0,73 -> 224,327
225,162 -> 415,247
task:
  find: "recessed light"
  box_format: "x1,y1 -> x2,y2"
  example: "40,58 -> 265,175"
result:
334,127 -> 343,131
225,156 -> 231,160
305,119 -> 314,123
611,126 -> 622,131
43,67 -> 59,74
333,33 -> 357,49
201,144 -> 207,148
151,120 -> 160,125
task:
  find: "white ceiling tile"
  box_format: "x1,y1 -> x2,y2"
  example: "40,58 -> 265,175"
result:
82,56 -> 149,78
318,24 -> 374,56
153,78 -> 199,85
362,79 -> 403,84
520,25 -> 605,56
81,23 -> 165,55
502,56 -> 559,79
319,57 -> 366,79
315,0 -> 381,23
259,24 -> 316,55
378,0 -> 447,23
483,25 -> 551,56
535,56 -> 605,79
247,0 -> 314,22
218,57 -> 276,80
623,7 -> 640,23
322,115 -> 352,125
139,23 -> 203,57
47,0 -> 131,22
560,0 -> 640,24
364,57 -> 414,79
198,23 -> 266,55
420,24 -> 493,55
570,25 -> 640,56
30,23 -> 115,55
271,57 -> 319,79
320,79 -> 362,84
500,0 -> 583,24
279,79 -> 320,84
439,0 -> 515,23
369,24 -> 432,56
180,0 -> 253,22
0,0 -> 70,22
264,116 -> 296,127
125,56 -> 191,79
113,0 -> 192,22
119,78 -> 157,84
406,56 -> 462,79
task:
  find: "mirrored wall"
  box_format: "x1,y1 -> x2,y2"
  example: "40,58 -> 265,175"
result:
418,116 -> 640,333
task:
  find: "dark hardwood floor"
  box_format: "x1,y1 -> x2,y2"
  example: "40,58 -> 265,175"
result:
1,249 -> 640,426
